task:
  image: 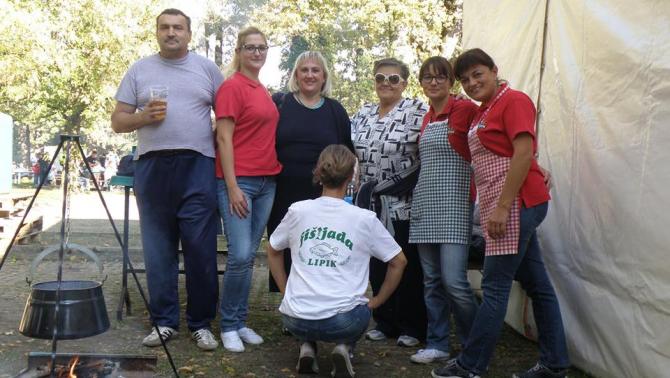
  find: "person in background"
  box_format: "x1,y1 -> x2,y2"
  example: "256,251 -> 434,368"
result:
267,144 -> 407,378
215,26 -> 281,353
408,56 -> 480,364
267,50 -> 354,296
105,151 -> 119,184
431,48 -> 570,378
31,153 -> 40,187
351,57 -> 427,347
111,8 -> 223,351
86,150 -> 100,166
38,153 -> 50,186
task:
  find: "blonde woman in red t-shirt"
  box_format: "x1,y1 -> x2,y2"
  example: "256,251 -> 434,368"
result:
214,26 -> 282,353
432,48 -> 569,378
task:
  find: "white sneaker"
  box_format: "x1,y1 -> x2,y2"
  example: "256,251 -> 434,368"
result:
365,329 -> 387,341
331,344 -> 355,378
142,326 -> 177,347
221,330 -> 245,352
191,328 -> 218,351
397,335 -> 420,347
238,327 -> 264,345
297,342 -> 319,374
410,348 -> 450,364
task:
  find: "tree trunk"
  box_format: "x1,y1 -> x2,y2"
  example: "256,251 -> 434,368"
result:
25,124 -> 32,167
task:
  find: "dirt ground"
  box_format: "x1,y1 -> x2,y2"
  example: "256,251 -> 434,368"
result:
0,187 -> 592,377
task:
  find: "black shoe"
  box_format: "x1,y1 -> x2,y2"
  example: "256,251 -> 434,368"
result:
431,358 -> 480,378
513,362 -> 568,378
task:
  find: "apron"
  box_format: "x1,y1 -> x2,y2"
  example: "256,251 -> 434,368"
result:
409,119 -> 471,244
467,85 -> 520,256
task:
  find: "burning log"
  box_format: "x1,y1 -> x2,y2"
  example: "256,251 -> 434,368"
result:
15,352 -> 158,378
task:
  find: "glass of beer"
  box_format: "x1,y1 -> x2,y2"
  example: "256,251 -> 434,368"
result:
149,85 -> 168,121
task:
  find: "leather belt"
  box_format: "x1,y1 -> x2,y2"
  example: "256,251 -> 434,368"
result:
140,149 -> 196,159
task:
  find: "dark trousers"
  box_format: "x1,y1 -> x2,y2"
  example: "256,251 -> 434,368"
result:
267,175 -> 321,292
134,151 -> 219,331
369,220 -> 427,340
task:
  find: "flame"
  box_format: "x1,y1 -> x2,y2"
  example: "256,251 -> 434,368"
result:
67,355 -> 79,378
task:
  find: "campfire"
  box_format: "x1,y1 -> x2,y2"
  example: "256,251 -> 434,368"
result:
14,352 -> 157,378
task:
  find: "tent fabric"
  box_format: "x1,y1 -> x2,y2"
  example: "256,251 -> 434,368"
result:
463,1 -> 670,377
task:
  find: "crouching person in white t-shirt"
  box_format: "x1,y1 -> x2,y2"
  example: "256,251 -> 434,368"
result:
268,144 -> 407,378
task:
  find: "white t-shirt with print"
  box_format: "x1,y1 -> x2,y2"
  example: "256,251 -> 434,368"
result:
269,196 -> 401,320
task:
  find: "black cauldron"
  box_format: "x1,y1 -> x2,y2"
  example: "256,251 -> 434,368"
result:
19,243 -> 110,339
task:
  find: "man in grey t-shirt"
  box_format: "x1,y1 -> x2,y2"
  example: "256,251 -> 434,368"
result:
111,8 -> 223,351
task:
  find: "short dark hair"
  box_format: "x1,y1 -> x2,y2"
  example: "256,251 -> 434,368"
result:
373,57 -> 410,80
156,8 -> 191,32
454,48 -> 496,80
419,56 -> 455,85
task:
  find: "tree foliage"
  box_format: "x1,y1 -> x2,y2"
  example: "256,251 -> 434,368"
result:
197,0 -> 268,67
253,0 -> 461,113
1,0 -> 461,165
1,0 -> 159,163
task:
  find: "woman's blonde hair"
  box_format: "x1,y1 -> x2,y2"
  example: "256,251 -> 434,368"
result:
224,26 -> 267,78
313,145 -> 356,188
287,51 -> 332,96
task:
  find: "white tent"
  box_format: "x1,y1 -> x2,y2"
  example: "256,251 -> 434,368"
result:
463,1 -> 670,377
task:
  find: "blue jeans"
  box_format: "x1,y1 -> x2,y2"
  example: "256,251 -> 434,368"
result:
458,203 -> 570,374
218,176 -> 276,332
282,304 -> 371,345
134,151 -> 219,331
418,243 -> 478,352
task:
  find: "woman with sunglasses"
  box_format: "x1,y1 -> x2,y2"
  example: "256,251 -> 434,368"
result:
351,57 -> 428,348
267,51 -> 354,297
215,26 -> 282,352
431,48 -> 569,378
407,56 -> 480,365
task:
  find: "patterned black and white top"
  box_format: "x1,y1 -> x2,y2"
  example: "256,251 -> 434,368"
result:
351,98 -> 428,221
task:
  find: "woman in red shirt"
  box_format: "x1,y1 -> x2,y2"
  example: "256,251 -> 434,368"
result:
215,26 -> 282,353
432,48 -> 570,378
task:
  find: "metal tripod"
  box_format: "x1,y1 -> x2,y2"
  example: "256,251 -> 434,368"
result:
0,135 -> 180,377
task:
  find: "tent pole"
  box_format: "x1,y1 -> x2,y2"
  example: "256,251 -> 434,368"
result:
535,0 -> 551,146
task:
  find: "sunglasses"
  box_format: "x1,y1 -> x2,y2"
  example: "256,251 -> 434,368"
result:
241,44 -> 269,54
374,73 -> 405,85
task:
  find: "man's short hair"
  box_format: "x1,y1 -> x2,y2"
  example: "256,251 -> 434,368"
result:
156,8 -> 191,32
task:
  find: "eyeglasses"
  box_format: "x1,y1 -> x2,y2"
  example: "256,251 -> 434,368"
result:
420,75 -> 449,84
241,44 -> 269,54
374,73 -> 404,85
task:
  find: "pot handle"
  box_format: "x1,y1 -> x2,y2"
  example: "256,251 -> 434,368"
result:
27,243 -> 107,285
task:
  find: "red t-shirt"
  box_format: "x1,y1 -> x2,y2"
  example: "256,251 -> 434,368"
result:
214,72 -> 282,178
473,85 -> 550,207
